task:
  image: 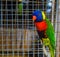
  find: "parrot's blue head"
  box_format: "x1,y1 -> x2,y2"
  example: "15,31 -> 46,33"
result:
32,10 -> 43,22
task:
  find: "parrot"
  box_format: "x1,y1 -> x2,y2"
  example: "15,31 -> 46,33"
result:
32,10 -> 56,57
18,1 -> 23,15
18,1 -> 27,15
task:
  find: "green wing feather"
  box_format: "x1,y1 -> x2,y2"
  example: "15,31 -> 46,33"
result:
42,11 -> 56,57
45,18 -> 56,50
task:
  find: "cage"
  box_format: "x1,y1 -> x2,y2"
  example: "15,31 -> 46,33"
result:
0,0 -> 60,57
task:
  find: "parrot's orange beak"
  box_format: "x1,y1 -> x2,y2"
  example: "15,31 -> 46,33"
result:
32,16 -> 36,21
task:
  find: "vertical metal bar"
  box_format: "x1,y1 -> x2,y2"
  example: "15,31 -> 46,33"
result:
56,0 -> 60,57
32,1 -> 35,57
55,0 -> 58,57
51,0 -> 55,25
11,0 -> 14,57
16,0 -> 19,57
1,0 -> 4,57
6,0 -> 8,57
22,1 -> 24,57
26,0 -> 29,57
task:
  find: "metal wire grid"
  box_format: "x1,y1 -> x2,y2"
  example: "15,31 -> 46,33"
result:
0,0 -> 59,57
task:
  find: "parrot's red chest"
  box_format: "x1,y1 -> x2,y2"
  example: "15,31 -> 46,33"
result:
34,21 -> 47,31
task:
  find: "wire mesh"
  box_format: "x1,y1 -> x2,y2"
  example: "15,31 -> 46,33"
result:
0,0 -> 59,57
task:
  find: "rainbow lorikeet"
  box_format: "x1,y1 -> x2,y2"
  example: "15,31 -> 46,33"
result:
32,10 -> 56,57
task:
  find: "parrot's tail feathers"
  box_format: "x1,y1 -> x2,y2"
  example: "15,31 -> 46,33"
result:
49,44 -> 55,57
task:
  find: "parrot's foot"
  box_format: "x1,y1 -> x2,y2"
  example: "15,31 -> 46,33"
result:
42,38 -> 50,46
42,38 -> 53,57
